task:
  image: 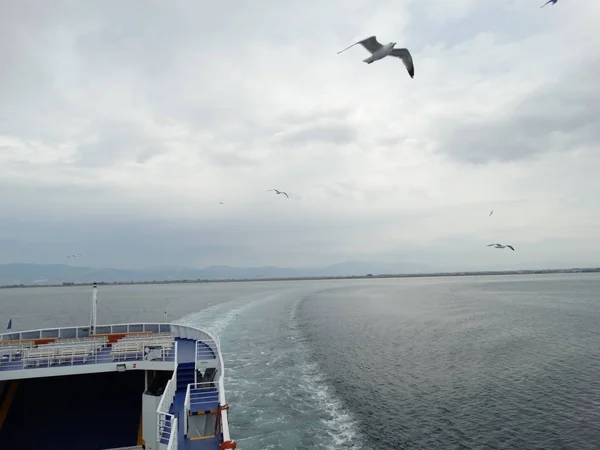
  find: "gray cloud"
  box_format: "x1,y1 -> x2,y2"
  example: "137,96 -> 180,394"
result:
1,1 -> 600,270
274,120 -> 357,147
432,62 -> 600,164
75,120 -> 168,166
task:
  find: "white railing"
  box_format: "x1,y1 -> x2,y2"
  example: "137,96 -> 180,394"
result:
194,340 -> 198,384
218,375 -> 232,442
157,377 -> 176,415
178,323 -> 233,445
120,332 -> 173,341
0,323 -> 219,356
195,339 -> 218,361
169,324 -> 220,364
184,384 -> 190,437
0,334 -> 176,372
174,340 -> 178,373
111,338 -> 174,363
157,376 -> 177,449
0,322 -> 174,342
168,416 -> 178,450
157,412 -> 177,450
184,381 -> 221,440
0,340 -> 108,370
186,381 -> 219,413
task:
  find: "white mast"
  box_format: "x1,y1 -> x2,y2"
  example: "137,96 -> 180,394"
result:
90,282 -> 98,335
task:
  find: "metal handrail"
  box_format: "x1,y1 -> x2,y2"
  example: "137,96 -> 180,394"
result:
0,322 -> 174,340
157,377 -> 177,449
157,378 -> 176,414
168,416 -> 178,450
0,338 -> 176,372
184,384 -> 191,436
194,340 -> 198,384
157,411 -> 177,450
218,376 -> 231,442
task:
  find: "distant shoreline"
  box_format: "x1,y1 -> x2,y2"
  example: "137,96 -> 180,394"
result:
1,267 -> 599,289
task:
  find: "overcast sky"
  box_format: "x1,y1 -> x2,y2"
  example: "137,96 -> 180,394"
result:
1,0 -> 599,271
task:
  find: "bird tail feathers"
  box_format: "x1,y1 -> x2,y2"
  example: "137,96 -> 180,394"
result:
363,55 -> 376,64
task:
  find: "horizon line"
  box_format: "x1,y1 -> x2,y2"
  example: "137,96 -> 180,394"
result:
1,267 -> 598,289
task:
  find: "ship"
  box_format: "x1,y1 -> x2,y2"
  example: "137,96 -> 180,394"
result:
0,283 -> 236,450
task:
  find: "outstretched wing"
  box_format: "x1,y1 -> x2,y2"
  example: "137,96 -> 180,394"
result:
540,0 -> 554,7
337,36 -> 383,55
506,245 -> 515,251
390,48 -> 414,78
282,192 -> 289,198
359,36 -> 383,54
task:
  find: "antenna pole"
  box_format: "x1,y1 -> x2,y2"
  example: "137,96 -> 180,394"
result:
91,282 -> 98,335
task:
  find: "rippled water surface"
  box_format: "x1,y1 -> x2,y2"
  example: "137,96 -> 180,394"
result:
299,275 -> 600,449
1,274 -> 599,449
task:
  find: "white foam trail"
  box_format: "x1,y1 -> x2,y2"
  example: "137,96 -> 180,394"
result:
177,302 -> 251,337
177,287 -> 365,449
176,290 -> 282,335
290,298 -> 365,450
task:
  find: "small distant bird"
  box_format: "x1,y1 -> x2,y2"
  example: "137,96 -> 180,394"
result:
487,244 -> 515,251
268,189 -> 289,199
337,36 -> 415,78
219,202 -> 223,204
67,253 -> 83,258
489,210 -> 493,217
541,0 -> 558,7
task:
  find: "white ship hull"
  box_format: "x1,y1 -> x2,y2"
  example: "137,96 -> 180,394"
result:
0,285 -> 235,450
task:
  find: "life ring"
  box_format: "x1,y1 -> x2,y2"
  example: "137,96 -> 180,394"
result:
219,441 -> 237,450
220,403 -> 230,411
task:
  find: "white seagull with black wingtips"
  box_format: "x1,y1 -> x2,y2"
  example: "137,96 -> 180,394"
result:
268,189 -> 289,199
337,36 -> 415,78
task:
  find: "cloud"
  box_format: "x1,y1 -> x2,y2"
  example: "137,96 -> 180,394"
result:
0,1 -> 599,270
273,115 -> 357,147
432,62 -> 600,164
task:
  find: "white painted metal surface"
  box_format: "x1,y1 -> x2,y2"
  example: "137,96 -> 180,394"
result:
142,392 -> 161,450
0,320 -> 232,447
91,283 -> 98,334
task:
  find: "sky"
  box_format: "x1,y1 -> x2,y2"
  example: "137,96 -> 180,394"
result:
1,0 -> 600,271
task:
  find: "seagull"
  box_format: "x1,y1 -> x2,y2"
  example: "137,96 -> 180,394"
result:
489,210 -> 493,217
487,244 -> 515,251
67,253 -> 83,258
219,202 -> 223,204
541,0 -> 558,7
268,189 -> 289,199
337,36 -> 414,78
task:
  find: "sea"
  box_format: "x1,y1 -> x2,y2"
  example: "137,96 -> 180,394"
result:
1,273 -> 600,449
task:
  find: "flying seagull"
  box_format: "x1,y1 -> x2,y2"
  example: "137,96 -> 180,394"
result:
268,189 -> 289,199
487,244 -> 515,251
541,0 -> 558,7
219,202 -> 223,204
489,210 -> 493,217
337,36 -> 414,78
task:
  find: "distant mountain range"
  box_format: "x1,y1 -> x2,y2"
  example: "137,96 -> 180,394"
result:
0,261 -> 434,286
